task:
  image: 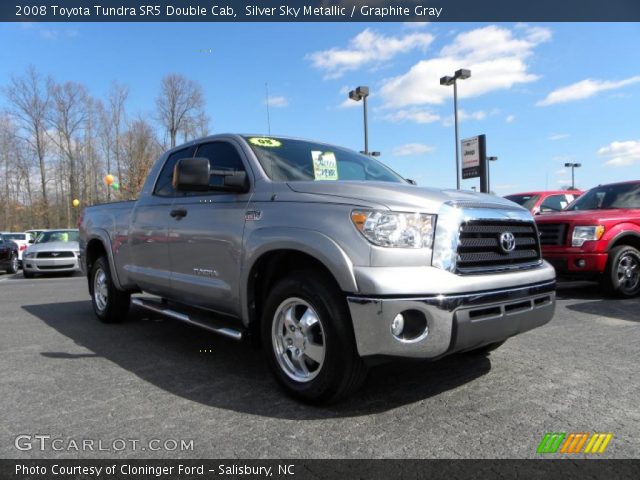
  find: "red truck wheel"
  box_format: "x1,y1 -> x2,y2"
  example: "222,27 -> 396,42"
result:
603,245 -> 640,298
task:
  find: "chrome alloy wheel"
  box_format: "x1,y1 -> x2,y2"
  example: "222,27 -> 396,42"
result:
93,268 -> 109,312
271,297 -> 326,382
617,252 -> 640,293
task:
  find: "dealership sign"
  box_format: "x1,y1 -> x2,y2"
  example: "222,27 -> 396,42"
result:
461,135 -> 486,179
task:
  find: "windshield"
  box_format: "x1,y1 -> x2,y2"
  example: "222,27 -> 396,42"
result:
567,183 -> 640,211
3,233 -> 26,240
243,136 -> 406,183
505,194 -> 540,210
35,230 -> 79,243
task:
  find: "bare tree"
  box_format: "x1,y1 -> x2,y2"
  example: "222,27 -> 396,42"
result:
122,117 -> 162,198
156,74 -> 205,148
4,67 -> 52,227
108,82 -> 128,193
47,80 -> 88,227
179,110 -> 210,144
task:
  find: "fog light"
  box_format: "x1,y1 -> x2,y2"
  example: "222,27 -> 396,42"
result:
575,259 -> 586,268
391,314 -> 405,336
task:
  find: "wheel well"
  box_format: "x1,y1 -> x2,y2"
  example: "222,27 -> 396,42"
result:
85,239 -> 107,293
609,234 -> 640,252
246,250 -> 342,345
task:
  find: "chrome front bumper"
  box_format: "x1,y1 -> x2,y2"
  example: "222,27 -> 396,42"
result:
347,280 -> 556,359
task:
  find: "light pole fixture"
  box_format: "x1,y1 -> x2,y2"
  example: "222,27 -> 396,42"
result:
564,162 -> 582,189
349,86 -> 370,155
440,68 -> 471,190
487,156 -> 498,193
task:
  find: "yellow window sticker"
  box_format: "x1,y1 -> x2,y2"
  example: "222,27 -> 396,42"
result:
248,137 -> 282,147
312,151 -> 338,181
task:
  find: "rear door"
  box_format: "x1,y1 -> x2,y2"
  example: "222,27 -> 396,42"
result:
128,146 -> 195,296
167,139 -> 253,316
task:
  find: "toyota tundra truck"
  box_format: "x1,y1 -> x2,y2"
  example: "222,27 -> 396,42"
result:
535,180 -> 640,297
79,134 -> 556,402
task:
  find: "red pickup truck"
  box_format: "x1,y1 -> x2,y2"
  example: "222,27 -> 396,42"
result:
535,181 -> 640,297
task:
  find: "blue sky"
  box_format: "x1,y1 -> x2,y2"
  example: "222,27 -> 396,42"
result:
1,22 -> 639,194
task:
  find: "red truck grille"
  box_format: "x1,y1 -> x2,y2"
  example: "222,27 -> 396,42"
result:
456,220 -> 541,273
537,223 -> 568,246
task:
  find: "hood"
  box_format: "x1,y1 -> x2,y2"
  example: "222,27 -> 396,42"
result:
27,241 -> 79,253
286,181 -> 522,213
535,208 -> 639,223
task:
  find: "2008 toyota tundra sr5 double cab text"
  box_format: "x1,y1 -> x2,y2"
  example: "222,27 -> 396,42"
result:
79,134 -> 556,403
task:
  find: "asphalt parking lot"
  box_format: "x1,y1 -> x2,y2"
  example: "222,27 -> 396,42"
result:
1,272 -> 638,459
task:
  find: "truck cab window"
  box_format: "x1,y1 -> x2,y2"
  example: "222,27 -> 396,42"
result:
195,142 -> 247,188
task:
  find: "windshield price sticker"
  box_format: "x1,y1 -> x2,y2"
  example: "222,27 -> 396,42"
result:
249,137 -> 282,147
312,151 -> 338,181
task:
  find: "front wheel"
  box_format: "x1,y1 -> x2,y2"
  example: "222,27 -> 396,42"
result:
90,257 -> 130,323
603,245 -> 640,298
261,271 -> 367,404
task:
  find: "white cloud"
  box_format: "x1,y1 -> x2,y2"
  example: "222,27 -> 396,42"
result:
442,109 -> 489,126
382,108 -> 440,124
403,22 -> 430,30
380,25 -> 550,108
555,168 -> 567,175
265,96 -> 288,108
337,98 -> 361,109
392,143 -> 435,156
307,28 -> 434,79
549,133 -> 569,141
39,28 -> 79,40
505,114 -> 515,123
598,140 -> 640,167
538,76 -> 640,106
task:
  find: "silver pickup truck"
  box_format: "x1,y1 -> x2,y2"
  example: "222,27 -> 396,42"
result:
80,134 -> 556,403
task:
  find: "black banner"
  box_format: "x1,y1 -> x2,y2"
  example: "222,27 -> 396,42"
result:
2,0 -> 640,22
3,459 -> 640,480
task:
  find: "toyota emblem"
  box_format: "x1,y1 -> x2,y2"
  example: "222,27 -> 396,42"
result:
499,232 -> 516,253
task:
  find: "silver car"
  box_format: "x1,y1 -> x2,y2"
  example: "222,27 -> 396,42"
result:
23,229 -> 80,278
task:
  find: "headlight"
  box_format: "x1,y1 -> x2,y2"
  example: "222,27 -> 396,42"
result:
24,252 -> 36,259
351,210 -> 435,248
572,225 -> 605,247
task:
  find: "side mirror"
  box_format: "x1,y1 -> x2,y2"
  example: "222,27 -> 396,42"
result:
173,157 -> 210,192
406,178 -> 417,185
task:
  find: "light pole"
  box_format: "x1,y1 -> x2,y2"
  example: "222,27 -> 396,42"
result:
564,162 -> 582,189
349,86 -> 370,155
487,156 -> 498,193
440,69 -> 471,190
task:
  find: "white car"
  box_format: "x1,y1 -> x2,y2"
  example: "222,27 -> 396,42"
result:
22,229 -> 80,278
0,232 -> 35,265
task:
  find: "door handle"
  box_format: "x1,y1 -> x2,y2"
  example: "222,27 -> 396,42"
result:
170,208 -> 187,219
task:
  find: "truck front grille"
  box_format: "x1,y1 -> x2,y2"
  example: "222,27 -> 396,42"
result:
456,220 -> 541,273
537,223 -> 567,246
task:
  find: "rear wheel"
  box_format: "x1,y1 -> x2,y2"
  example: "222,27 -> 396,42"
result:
91,257 -> 130,323
603,245 -> 640,298
261,271 -> 367,403
7,254 -> 18,274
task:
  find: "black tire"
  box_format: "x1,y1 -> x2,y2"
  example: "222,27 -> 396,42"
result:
469,340 -> 506,356
23,269 -> 35,278
7,254 -> 18,274
90,256 -> 130,323
603,245 -> 640,298
261,271 -> 367,404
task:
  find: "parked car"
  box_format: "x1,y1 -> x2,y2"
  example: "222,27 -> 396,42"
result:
25,229 -> 46,241
505,190 -> 582,215
0,232 -> 35,266
535,181 -> 640,297
0,234 -> 19,274
22,229 -> 81,278
80,134 -> 556,402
